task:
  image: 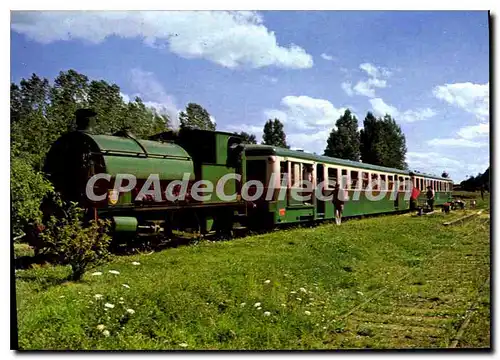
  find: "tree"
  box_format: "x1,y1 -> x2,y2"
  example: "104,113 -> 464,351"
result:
11,154 -> 54,236
324,109 -> 360,160
360,112 -> 407,169
262,118 -> 289,148
441,171 -> 449,178
40,203 -> 111,281
236,131 -> 257,144
179,103 -> 215,131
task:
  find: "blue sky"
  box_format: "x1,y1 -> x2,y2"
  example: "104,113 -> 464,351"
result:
10,11 -> 489,181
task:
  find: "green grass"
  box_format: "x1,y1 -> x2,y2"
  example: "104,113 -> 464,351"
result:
15,193 -> 490,350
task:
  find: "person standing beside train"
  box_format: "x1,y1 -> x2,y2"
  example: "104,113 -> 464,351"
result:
426,185 -> 435,212
333,182 -> 349,225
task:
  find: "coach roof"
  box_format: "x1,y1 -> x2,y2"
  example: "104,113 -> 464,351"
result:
243,144 -> 410,175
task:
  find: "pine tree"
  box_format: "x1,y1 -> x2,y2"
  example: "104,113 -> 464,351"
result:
262,118 -> 289,148
179,103 -> 215,131
360,112 -> 407,169
324,109 -> 360,160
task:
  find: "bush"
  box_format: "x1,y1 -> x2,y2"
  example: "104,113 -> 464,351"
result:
40,202 -> 112,281
11,155 -> 54,237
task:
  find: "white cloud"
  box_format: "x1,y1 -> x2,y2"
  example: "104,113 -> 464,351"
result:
432,82 -> 489,120
341,82 -> 354,96
286,129 -> 331,154
456,123 -> 489,140
369,98 -> 398,117
262,75 -> 278,84
346,63 -> 390,98
426,138 -> 488,148
406,151 -> 489,180
359,62 -> 392,79
407,151 -> 462,171
265,95 -> 345,131
320,53 -> 335,61
126,68 -> 180,128
354,78 -> 387,98
223,123 -> 264,141
369,98 -> 436,123
359,63 -> 380,78
11,11 -> 313,69
261,95 -> 349,153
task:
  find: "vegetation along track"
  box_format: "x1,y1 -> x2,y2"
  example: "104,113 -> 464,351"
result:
330,215 -> 490,349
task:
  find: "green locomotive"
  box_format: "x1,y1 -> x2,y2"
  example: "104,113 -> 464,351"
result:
44,115 -> 453,239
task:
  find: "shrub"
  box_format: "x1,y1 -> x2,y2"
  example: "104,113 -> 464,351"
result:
40,202 -> 112,281
10,155 -> 54,237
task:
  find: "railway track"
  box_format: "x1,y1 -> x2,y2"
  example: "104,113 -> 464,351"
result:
329,215 -> 490,349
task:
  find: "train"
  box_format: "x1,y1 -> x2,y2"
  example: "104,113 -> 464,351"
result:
43,111 -> 453,240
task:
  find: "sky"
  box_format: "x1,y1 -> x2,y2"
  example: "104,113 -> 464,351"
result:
10,11 -> 490,182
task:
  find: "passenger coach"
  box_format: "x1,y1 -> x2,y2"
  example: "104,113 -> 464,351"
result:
243,145 -> 453,227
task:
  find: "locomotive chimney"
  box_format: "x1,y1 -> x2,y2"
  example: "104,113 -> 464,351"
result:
75,108 -> 97,131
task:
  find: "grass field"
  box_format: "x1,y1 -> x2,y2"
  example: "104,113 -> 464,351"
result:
14,192 -> 490,350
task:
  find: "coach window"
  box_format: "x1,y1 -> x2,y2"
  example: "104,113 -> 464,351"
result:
351,171 -> 359,189
420,178 -> 424,190
362,172 -> 370,189
399,176 -> 405,191
280,161 -> 288,185
327,167 -> 338,189
291,162 -> 301,187
341,169 -> 349,188
371,173 -> 379,190
380,174 -> 387,190
405,177 -> 410,190
388,175 -> 394,191
303,164 -> 313,183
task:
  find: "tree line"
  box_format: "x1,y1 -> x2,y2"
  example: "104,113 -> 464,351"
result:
459,167 -> 490,192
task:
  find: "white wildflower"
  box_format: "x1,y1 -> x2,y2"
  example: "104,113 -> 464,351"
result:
309,298 -> 314,301
304,310 -> 311,316
356,291 -> 364,296
254,302 -> 261,307
263,311 -> 271,316
126,309 -> 135,315
96,324 -> 106,331
132,262 -> 140,266
119,297 -> 124,301
179,343 -> 188,348
240,303 -> 246,307
91,272 -> 102,276
281,304 -> 286,307
109,270 -> 120,275
296,298 -> 302,301
290,291 -> 297,294
299,287 -> 307,293
104,303 -> 115,309
102,330 -> 110,337
122,284 -> 130,289
94,294 -> 103,300
257,307 -> 262,310
119,301 -> 124,304
264,280 -> 271,284
323,326 -> 327,330
59,295 -> 65,298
